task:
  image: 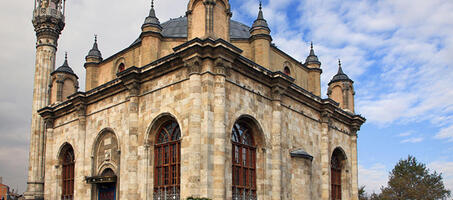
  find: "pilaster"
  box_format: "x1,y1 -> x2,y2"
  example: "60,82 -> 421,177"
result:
124,79 -> 141,199
320,111 -> 332,199
212,58 -> 230,199
181,57 -> 202,198
270,85 -> 283,200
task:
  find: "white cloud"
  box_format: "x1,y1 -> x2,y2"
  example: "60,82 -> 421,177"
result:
428,161 -> 453,193
358,164 -> 388,193
397,131 -> 413,137
401,137 -> 424,144
435,125 -> 453,142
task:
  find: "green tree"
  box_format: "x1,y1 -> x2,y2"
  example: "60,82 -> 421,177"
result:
380,155 -> 451,200
359,185 -> 368,200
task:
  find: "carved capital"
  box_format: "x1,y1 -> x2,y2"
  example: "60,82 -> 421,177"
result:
125,81 -> 140,97
214,58 -> 231,76
321,111 -> 332,125
44,118 -> 55,129
271,86 -> 285,101
75,104 -> 87,117
185,57 -> 202,75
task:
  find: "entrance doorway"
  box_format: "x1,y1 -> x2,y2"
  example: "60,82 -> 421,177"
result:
98,183 -> 116,200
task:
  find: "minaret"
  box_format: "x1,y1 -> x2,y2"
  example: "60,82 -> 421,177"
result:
328,60 -> 355,113
250,1 -> 272,68
140,0 -> 162,65
26,0 -> 66,199
84,35 -> 103,91
305,42 -> 322,96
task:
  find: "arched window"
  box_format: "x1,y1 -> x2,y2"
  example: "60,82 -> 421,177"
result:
118,63 -> 125,73
331,149 -> 344,200
232,122 -> 256,199
284,66 -> 291,76
154,121 -> 181,199
61,145 -> 75,200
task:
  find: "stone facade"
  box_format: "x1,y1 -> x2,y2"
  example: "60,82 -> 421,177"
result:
26,0 -> 365,200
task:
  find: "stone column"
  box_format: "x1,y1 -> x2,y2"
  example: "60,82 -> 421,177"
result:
270,86 -> 283,200
320,111 -> 331,199
180,58 -> 202,198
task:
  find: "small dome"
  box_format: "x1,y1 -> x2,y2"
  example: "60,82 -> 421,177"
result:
305,42 -> 320,65
52,53 -> 78,78
130,17 -> 251,46
86,36 -> 102,60
329,60 -> 352,85
142,1 -> 162,30
250,2 -> 270,33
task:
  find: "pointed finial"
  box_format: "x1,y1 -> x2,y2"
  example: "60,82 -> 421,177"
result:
311,41 -> 314,50
151,0 -> 154,9
259,0 -> 262,11
338,59 -> 341,67
65,52 -> 68,61
94,34 -> 98,43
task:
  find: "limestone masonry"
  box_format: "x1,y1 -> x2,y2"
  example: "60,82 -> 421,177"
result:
25,0 -> 365,199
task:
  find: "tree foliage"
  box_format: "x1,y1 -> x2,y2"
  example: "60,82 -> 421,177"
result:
379,155 -> 451,200
359,185 -> 368,200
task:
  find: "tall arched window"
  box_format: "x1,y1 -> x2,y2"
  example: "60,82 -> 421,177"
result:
284,66 -> 291,76
154,121 -> 181,199
117,63 -> 125,73
61,145 -> 75,200
232,122 -> 256,199
331,149 -> 344,200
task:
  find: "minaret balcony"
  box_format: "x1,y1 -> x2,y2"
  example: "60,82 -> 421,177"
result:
33,7 -> 64,21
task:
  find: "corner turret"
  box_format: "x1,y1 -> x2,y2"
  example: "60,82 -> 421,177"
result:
249,1 -> 272,68
328,60 -> 355,113
140,0 -> 163,66
50,53 -> 79,104
305,42 -> 322,96
142,0 -> 162,33
84,36 -> 102,91
186,0 -> 232,40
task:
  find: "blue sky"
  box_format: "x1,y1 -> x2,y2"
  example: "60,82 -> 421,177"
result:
0,0 -> 452,195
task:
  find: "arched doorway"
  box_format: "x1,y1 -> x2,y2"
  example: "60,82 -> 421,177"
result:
86,129 -> 120,200
98,169 -> 117,200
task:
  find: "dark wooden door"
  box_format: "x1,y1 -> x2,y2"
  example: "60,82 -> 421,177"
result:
98,183 -> 116,200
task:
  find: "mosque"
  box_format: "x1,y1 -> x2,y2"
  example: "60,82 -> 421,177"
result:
25,0 -> 365,199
